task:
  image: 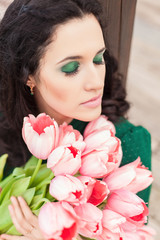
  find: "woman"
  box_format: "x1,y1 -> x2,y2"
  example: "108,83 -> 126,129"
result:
0,0 -> 151,239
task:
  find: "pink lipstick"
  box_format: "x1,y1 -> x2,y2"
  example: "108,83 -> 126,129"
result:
81,95 -> 102,108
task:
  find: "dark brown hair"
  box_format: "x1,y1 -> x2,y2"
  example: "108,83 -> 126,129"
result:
0,0 -> 129,166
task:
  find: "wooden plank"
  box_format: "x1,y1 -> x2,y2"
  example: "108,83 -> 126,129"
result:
102,0 -> 122,59
101,0 -> 137,85
119,0 -> 137,86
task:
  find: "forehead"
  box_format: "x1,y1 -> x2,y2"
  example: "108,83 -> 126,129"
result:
43,14 -> 105,62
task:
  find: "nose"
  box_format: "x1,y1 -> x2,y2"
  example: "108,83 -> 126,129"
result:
84,63 -> 105,91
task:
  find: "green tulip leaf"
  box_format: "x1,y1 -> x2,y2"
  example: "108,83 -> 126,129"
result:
0,154 -> 8,181
32,198 -> 53,216
35,186 -> 46,196
22,187 -> 36,205
0,174 -> 13,189
24,156 -> 39,169
97,199 -> 107,210
12,167 -> 25,178
32,167 -> 54,186
6,225 -> 21,235
0,199 -> 12,232
79,235 -> 96,240
36,180 -> 51,191
0,179 -> 16,204
9,177 -> 31,198
45,190 -> 55,202
24,163 -> 53,188
24,166 -> 36,177
1,174 -> 27,204
31,198 -> 50,212
31,185 -> 47,206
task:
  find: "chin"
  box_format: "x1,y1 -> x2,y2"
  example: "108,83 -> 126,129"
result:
78,107 -> 102,122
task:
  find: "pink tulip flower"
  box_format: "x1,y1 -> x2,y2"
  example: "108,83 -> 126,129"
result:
80,150 -> 109,178
47,144 -> 81,176
97,230 -> 122,240
97,209 -> 126,240
122,231 -> 142,240
77,176 -> 96,200
102,209 -> 126,234
82,126 -> 120,156
124,157 -> 153,193
122,225 -> 156,240
104,157 -> 153,193
106,138 -> 122,174
137,225 -> 156,240
87,180 -> 109,206
58,123 -> 85,152
49,175 -> 86,206
22,113 -> 59,159
79,115 -> 122,178
74,203 -> 103,238
106,189 -> 149,228
103,165 -> 136,192
78,176 -> 110,206
83,115 -> 116,138
80,138 -> 122,178
38,201 -> 78,240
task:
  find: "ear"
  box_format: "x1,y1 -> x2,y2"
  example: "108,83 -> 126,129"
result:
26,75 -> 36,88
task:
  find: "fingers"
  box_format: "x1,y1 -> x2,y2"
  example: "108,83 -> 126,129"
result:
7,196 -> 45,240
16,197 -> 38,226
0,234 -> 29,240
9,197 -> 34,236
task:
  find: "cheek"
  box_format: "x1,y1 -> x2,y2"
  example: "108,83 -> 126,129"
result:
48,83 -> 67,101
102,65 -> 106,80
38,76 -> 77,104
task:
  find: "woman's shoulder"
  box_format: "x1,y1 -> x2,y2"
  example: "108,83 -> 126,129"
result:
114,117 -> 151,139
114,117 -> 151,170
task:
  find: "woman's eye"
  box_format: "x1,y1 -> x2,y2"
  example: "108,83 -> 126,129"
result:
93,53 -> 105,65
61,61 -> 80,76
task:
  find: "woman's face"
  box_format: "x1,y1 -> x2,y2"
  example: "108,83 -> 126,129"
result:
29,14 -> 106,125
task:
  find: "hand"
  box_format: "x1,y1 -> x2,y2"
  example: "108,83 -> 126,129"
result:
0,196 -> 45,240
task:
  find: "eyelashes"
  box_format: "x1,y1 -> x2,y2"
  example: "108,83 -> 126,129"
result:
61,61 -> 80,75
61,54 -> 105,77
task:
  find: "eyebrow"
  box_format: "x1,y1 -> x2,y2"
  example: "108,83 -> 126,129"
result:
57,47 -> 106,65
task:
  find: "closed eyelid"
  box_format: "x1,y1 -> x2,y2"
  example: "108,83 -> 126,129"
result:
61,61 -> 80,73
93,52 -> 104,61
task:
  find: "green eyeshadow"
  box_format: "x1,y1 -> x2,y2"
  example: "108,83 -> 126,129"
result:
61,61 -> 79,73
93,53 -> 103,64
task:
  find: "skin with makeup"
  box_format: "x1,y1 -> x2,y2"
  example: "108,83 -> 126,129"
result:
0,13 -> 106,240
28,15 -> 106,126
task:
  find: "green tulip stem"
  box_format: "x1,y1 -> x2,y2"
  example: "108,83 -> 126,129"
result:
49,171 -> 54,180
29,159 -> 42,187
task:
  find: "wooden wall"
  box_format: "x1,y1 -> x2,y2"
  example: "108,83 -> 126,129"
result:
101,0 -> 137,86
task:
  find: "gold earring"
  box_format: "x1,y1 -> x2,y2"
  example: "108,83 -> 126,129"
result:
30,86 -> 34,95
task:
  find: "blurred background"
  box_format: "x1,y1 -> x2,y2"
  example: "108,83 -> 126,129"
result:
127,0 -> 160,238
0,0 -> 160,238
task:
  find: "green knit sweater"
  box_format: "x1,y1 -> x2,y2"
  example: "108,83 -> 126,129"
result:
70,117 -> 152,205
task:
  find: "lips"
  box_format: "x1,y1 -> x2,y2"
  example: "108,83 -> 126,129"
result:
82,94 -> 101,104
81,94 -> 102,108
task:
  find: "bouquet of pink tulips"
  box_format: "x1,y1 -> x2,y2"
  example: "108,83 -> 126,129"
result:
0,113 -> 155,239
